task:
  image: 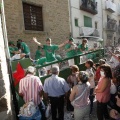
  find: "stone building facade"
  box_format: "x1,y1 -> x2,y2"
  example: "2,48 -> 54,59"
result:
4,0 -> 70,57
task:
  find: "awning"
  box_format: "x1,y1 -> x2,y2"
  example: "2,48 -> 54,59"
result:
79,27 -> 100,37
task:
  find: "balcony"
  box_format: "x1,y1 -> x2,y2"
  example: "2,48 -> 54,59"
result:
79,27 -> 100,37
105,0 -> 116,13
80,0 -> 98,15
106,19 -> 117,32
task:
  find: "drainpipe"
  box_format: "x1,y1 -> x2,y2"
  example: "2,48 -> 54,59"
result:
1,0 -> 19,119
69,0 -> 73,37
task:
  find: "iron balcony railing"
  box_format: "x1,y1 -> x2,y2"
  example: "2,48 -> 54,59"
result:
80,0 -> 98,15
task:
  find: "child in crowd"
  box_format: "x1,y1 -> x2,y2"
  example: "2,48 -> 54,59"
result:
85,59 -> 95,115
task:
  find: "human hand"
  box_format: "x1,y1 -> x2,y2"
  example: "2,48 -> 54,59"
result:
33,37 -> 38,42
110,109 -> 120,119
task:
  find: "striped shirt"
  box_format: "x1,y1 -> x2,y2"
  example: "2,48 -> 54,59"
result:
19,74 -> 43,105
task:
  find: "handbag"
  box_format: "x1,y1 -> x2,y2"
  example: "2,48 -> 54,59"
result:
71,87 -> 87,106
18,101 -> 41,120
45,104 -> 51,118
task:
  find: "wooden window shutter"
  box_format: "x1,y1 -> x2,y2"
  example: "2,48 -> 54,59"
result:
84,16 -> 92,28
75,19 -> 78,27
23,3 -> 43,31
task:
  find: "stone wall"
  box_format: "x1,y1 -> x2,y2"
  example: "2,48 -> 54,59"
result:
4,0 -> 70,57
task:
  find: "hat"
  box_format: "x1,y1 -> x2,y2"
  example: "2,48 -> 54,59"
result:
69,37 -> 74,42
51,66 -> 59,73
27,66 -> 36,73
46,38 -> 51,41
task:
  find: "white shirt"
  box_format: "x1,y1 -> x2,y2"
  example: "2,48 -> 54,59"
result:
86,68 -> 95,88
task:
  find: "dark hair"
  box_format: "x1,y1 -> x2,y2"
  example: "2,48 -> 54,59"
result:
78,71 -> 89,83
86,59 -> 94,67
95,63 -> 100,68
86,59 -> 96,72
99,58 -> 106,65
100,64 -> 112,79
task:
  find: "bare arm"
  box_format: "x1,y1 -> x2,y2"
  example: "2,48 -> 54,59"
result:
33,37 -> 42,46
58,40 -> 69,48
69,86 -> 76,102
95,78 -> 110,93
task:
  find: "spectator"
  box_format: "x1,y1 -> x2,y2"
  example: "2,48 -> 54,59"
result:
109,50 -> 120,69
109,51 -> 120,63
33,37 -> 68,74
85,59 -> 95,115
70,71 -> 90,120
110,86 -> 120,120
19,66 -> 46,120
43,66 -> 70,120
67,65 -> 79,111
95,64 -> 112,120
99,58 -> 106,65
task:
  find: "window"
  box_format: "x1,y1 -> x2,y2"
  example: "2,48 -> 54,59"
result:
23,2 -> 43,31
75,19 -> 78,27
84,16 -> 92,27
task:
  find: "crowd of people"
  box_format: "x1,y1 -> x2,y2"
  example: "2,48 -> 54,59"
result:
17,46 -> 120,120
9,37 -> 120,120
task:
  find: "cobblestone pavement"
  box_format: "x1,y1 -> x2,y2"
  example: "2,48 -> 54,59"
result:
48,100 -> 98,120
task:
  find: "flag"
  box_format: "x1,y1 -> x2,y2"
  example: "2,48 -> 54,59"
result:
13,62 -> 25,86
